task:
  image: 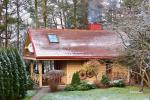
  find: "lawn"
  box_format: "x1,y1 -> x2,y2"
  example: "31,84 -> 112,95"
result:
41,86 -> 150,100
23,90 -> 37,100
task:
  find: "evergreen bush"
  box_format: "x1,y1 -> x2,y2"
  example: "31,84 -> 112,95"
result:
65,72 -> 96,91
71,72 -> 80,86
64,85 -> 77,91
101,75 -> 110,87
65,81 -> 96,91
26,75 -> 34,90
0,48 -> 28,100
77,81 -> 96,91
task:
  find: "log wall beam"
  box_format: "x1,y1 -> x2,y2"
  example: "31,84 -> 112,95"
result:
38,61 -> 43,87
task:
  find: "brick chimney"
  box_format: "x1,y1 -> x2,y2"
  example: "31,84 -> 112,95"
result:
88,0 -> 103,30
88,23 -> 103,30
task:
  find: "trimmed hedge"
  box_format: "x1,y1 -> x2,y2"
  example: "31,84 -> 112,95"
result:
0,48 -> 28,100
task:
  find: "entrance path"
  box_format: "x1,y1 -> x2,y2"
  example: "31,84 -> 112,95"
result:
31,85 -> 65,100
31,87 -> 49,100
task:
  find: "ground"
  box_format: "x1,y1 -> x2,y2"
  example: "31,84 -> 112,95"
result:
23,90 -> 37,100
26,86 -> 150,100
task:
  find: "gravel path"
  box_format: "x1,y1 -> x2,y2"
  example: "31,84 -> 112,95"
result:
31,87 -> 49,100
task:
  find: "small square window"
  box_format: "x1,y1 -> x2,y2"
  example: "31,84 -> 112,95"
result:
48,34 -> 59,43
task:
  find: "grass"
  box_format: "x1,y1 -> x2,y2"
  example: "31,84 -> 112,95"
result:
23,90 -> 37,100
41,86 -> 150,100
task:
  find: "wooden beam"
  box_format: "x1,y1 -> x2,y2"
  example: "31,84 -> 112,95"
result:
127,66 -> 130,84
23,56 -> 36,60
30,62 -> 34,80
38,62 -> 43,87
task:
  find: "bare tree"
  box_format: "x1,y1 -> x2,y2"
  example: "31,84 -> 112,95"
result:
115,1 -> 150,91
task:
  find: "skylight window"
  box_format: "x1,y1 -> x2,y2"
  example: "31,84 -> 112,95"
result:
48,34 -> 59,43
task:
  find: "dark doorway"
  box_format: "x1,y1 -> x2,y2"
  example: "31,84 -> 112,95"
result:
42,60 -> 66,86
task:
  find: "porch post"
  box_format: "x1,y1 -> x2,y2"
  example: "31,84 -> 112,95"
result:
30,61 -> 34,80
38,61 -> 43,87
128,66 -> 130,85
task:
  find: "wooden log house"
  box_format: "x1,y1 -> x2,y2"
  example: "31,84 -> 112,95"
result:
23,28 -> 129,87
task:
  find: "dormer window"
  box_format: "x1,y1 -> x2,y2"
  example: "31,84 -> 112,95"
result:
48,34 -> 59,43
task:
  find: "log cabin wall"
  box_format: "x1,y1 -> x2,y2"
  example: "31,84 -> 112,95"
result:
111,64 -> 129,84
65,60 -> 106,84
62,61 -> 129,84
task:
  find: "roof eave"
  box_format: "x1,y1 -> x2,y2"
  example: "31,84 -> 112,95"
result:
35,56 -> 117,60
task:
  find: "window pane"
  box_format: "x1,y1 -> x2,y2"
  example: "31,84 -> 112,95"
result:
48,34 -> 59,43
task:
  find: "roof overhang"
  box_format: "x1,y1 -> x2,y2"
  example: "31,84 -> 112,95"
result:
23,55 -> 116,61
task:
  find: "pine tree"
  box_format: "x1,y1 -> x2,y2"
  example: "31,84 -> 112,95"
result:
2,49 -> 14,100
0,48 -> 28,99
0,49 -> 12,99
0,50 -> 5,100
7,48 -> 20,99
0,50 -> 9,99
13,48 -> 28,98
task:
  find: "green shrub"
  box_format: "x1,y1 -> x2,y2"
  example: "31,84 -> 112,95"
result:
27,75 -> 34,90
64,85 -> 77,91
65,72 -> 96,91
65,81 -> 96,91
71,72 -> 80,86
77,81 -> 96,91
101,75 -> 110,86
110,79 -> 125,87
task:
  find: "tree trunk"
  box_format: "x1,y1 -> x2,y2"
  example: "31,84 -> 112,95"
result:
58,0 -> 64,29
0,39 -> 1,47
52,12 -> 57,29
139,72 -> 144,92
62,10 -> 66,28
81,0 -> 88,29
34,0 -> 39,28
73,0 -> 77,29
5,0 -> 8,48
16,0 -> 20,49
0,4 -> 2,47
63,0 -> 69,28
42,0 -> 47,28
59,11 -> 64,29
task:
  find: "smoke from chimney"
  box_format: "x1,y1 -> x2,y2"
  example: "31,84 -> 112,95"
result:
88,0 -> 103,23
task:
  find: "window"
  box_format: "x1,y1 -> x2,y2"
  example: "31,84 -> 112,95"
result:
43,61 -> 54,73
48,34 -> 59,43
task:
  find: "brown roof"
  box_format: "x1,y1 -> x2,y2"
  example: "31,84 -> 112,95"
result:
25,29 -> 124,60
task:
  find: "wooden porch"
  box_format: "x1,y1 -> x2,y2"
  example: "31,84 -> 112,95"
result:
29,60 -> 66,87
